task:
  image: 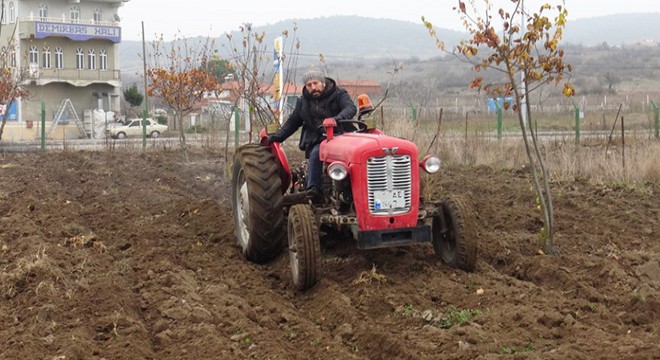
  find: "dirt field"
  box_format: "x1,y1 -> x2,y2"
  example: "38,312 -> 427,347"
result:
0,148 -> 658,360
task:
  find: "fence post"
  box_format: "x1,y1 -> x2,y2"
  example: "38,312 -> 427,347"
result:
572,99 -> 580,145
142,105 -> 148,150
652,100 -> 659,139
40,101 -> 46,151
408,102 -> 417,125
495,101 -> 502,141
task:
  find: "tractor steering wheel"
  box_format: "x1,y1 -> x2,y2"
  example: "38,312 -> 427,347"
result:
317,120 -> 368,135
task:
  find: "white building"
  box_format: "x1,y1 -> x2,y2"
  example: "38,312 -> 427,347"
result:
0,0 -> 129,140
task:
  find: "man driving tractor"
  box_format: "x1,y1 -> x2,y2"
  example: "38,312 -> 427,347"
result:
267,68 -> 357,203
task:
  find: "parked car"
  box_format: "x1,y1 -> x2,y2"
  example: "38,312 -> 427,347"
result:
106,118 -> 168,139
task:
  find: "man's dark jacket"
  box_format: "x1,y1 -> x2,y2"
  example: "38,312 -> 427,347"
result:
271,77 -> 357,157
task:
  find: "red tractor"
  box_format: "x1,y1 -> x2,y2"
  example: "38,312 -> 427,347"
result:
231,95 -> 477,290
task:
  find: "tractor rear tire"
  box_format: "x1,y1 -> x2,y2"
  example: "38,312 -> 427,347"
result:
231,144 -> 285,263
432,196 -> 478,271
287,204 -> 321,290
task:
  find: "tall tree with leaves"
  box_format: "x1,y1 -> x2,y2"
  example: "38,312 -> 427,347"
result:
123,83 -> 144,108
423,0 -> 575,253
208,57 -> 235,83
146,35 -> 219,160
122,83 -> 144,119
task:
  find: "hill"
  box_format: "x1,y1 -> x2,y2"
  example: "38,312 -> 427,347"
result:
118,16 -> 460,77
564,13 -> 660,46
118,14 -> 660,96
120,13 -> 660,71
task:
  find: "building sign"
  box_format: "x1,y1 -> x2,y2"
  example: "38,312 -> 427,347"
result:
0,102 -> 18,121
35,22 -> 121,43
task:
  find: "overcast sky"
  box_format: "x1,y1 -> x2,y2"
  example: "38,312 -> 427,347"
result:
118,0 -> 659,41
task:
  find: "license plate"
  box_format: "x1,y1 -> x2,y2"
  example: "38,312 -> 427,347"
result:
373,190 -> 405,210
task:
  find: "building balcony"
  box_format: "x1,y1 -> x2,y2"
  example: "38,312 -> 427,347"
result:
24,66 -> 121,87
20,16 -> 121,43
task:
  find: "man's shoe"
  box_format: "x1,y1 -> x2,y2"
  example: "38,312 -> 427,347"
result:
283,191 -> 309,205
307,188 -> 324,205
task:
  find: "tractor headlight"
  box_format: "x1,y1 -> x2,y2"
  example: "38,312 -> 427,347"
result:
327,161 -> 348,181
421,155 -> 441,174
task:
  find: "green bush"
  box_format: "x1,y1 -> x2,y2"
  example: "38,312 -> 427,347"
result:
156,115 -> 168,125
186,124 -> 207,133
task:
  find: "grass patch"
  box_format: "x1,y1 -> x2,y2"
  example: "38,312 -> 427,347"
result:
440,305 -> 481,329
63,222 -> 87,236
632,288 -> 646,303
310,336 -> 323,347
402,304 -> 414,316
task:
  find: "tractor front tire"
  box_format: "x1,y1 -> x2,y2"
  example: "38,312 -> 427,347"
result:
231,144 -> 285,263
287,204 -> 321,290
432,196 -> 478,271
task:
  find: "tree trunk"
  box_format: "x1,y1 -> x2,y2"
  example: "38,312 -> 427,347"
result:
507,69 -> 556,255
177,112 -> 189,162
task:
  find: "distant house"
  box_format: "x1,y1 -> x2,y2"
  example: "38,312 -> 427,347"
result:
190,81 -> 244,123
279,82 -> 304,111
189,80 -> 272,128
633,38 -> 657,47
337,79 -> 382,99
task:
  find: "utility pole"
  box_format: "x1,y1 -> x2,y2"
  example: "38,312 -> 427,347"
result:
141,21 -> 148,149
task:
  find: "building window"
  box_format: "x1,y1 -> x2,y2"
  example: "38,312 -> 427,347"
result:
8,2 -> 15,23
29,46 -> 39,65
55,47 -> 63,69
94,8 -> 102,22
42,47 -> 51,69
87,49 -> 96,70
99,49 -> 107,70
70,6 -> 80,23
76,48 -> 84,69
39,3 -> 48,19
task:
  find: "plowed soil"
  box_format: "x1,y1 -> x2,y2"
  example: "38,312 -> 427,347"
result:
1,148 -> 658,360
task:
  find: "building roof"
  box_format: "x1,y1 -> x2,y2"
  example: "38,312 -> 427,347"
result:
337,79 -> 382,98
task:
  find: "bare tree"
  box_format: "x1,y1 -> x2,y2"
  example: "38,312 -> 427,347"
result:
220,22 -> 303,141
146,34 -> 219,161
600,71 -> 620,94
0,0 -> 30,141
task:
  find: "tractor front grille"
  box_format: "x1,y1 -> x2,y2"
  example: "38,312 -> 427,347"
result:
366,154 -> 412,214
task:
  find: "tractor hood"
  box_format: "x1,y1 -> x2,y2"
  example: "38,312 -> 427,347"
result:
319,132 -> 419,164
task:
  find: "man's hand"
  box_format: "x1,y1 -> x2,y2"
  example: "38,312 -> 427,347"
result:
267,135 -> 282,144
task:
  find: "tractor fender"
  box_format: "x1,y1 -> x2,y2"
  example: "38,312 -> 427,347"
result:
270,142 -> 292,194
260,129 -> 292,194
